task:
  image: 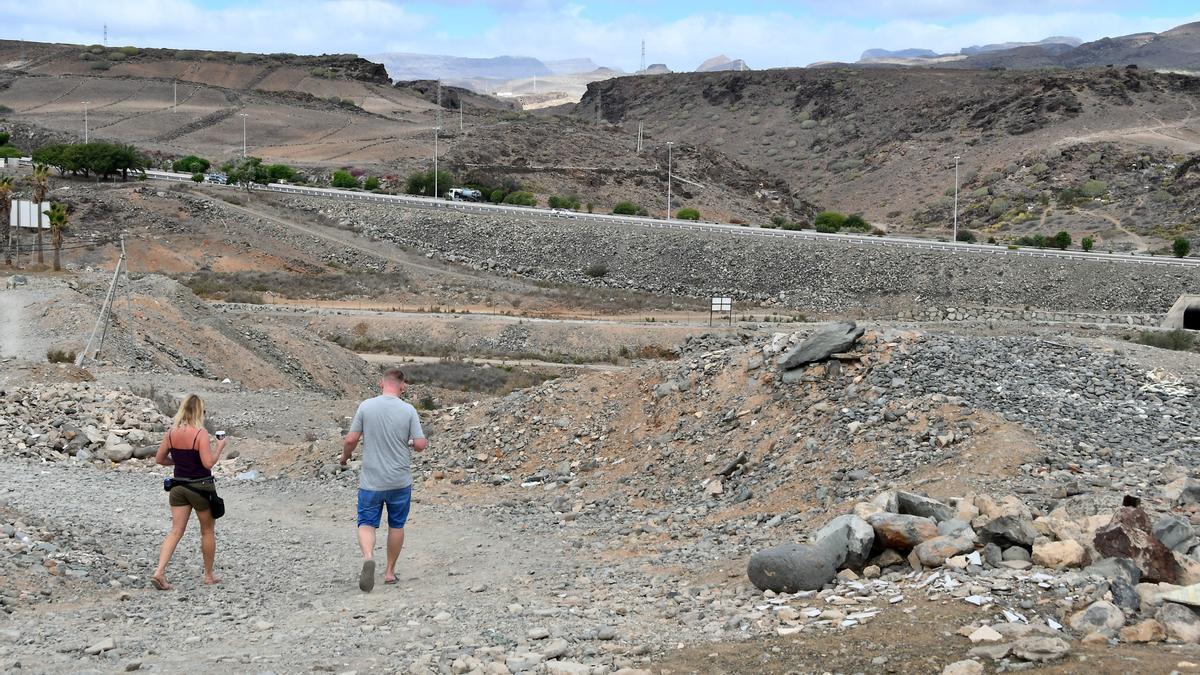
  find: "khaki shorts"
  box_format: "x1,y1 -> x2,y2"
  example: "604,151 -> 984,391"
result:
168,483 -> 214,511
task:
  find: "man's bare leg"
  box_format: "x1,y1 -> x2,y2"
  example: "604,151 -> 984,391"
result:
384,527 -> 405,583
357,525 -> 377,559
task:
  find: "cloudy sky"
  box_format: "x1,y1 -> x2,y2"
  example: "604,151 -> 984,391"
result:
3,0 -> 1199,71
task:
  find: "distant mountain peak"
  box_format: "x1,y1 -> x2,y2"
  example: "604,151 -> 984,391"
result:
697,55 -> 750,72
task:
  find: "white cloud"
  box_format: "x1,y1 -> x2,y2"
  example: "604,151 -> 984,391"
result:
0,0 -> 431,54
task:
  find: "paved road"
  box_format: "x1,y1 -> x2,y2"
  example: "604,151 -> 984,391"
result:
356,351 -> 627,371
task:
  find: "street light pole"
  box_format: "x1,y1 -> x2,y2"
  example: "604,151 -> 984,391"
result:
433,126 -> 441,199
240,114 -> 249,159
953,155 -> 961,243
83,101 -> 90,143
665,141 -> 674,218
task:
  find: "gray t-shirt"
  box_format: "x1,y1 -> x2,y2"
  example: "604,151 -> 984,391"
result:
350,395 -> 425,491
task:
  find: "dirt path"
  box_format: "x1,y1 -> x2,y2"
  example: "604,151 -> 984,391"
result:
0,460 -> 580,673
1054,105 -> 1200,153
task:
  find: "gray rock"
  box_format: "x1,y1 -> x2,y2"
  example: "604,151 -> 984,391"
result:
747,542 -> 838,593
1002,546 -> 1031,562
813,514 -> 874,569
1086,557 -> 1142,586
1154,514 -> 1194,553
1162,478 -> 1200,506
132,445 -> 158,460
937,519 -> 974,538
103,445 -> 134,462
1156,602 -> 1200,643
982,543 -> 1003,568
85,637 -> 116,655
1068,600 -> 1125,634
979,516 -> 1037,549
776,321 -> 864,370
540,638 -> 570,660
896,491 -> 956,522
1111,579 -> 1141,612
1010,636 -> 1071,662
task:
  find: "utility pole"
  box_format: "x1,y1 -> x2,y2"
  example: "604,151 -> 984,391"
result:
433,126 -> 441,199
173,80 -> 177,111
953,155 -> 961,243
436,81 -> 441,131
239,113 -> 249,158
636,122 -> 643,153
77,251 -> 124,366
640,40 -> 646,72
459,101 -> 463,133
120,235 -> 135,350
665,142 -> 674,218
83,101 -> 90,143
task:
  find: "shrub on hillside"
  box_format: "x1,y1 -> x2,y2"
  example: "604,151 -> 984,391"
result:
612,201 -> 640,215
364,176 -> 380,191
173,155 -> 210,173
584,262 -> 608,278
331,170 -> 358,189
843,214 -> 870,232
90,62 -> 111,71
1080,180 -> 1108,198
107,51 -> 127,61
548,195 -> 581,210
1175,237 -> 1192,258
265,163 -> 297,182
191,172 -> 204,183
503,191 -> 536,206
488,188 -> 506,203
675,207 -> 700,220
813,211 -> 846,232
0,147 -> 21,159
955,230 -> 977,243
1081,236 -> 1094,252
1052,231 -> 1072,250
46,348 -> 76,364
117,46 -> 140,56
404,169 -> 453,196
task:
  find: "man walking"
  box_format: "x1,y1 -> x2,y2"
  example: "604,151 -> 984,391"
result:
341,369 -> 427,592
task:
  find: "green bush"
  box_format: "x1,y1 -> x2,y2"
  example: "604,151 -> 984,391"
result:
118,46 -> 140,56
90,62 -> 111,71
813,211 -> 846,232
586,202 -> 594,213
0,146 -> 21,159
503,191 -> 536,206
331,170 -> 358,189
1081,236 -> 1094,252
955,230 -> 977,243
364,176 -> 380,191
843,214 -> 870,232
489,188 -> 506,203
1080,180 -> 1108,198
87,45 -> 105,54
265,164 -> 297,181
172,155 -> 210,173
781,221 -> 805,231
404,169 -> 453,196
1134,330 -> 1195,352
1052,231 -> 1071,250
1174,237 -> 1192,258
234,53 -> 256,64
0,132 -> 11,146
191,172 -> 204,183
548,195 -> 581,210
675,207 -> 700,220
770,215 -> 788,227
107,51 -> 127,61
612,201 -> 640,215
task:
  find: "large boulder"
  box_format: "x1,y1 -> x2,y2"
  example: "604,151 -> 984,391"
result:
1154,514 -> 1195,553
896,492 -> 956,522
1086,557 -> 1142,586
1156,602 -> 1200,643
1068,600 -> 1126,634
913,535 -> 976,567
1032,540 -> 1089,569
868,513 -> 939,551
813,514 -> 875,570
776,322 -> 864,370
747,542 -> 838,593
979,516 -> 1038,549
1094,507 -> 1181,584
1162,478 -> 1200,506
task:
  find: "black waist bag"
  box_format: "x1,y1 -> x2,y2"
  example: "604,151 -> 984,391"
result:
163,477 -> 226,519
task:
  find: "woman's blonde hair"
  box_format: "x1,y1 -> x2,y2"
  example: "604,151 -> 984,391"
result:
173,394 -> 205,428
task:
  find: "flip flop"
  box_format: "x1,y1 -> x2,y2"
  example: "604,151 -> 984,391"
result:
359,560 -> 375,592
383,576 -> 398,585
151,577 -> 171,591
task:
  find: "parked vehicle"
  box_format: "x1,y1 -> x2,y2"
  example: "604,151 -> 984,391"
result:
204,173 -> 228,185
447,188 -> 482,202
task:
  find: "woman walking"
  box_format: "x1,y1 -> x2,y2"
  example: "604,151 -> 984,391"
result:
152,394 -> 227,590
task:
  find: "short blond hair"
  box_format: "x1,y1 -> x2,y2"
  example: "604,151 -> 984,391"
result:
173,394 -> 205,428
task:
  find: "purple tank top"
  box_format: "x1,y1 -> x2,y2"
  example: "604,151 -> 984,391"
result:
169,429 -> 211,480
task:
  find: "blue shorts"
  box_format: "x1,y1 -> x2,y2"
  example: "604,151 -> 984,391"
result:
356,486 -> 412,529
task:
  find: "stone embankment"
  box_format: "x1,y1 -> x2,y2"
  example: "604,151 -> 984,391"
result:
290,197 -> 1200,315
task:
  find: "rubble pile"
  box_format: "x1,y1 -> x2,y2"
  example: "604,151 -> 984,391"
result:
0,383 -> 171,463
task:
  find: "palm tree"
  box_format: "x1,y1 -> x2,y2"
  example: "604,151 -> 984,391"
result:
0,175 -> 12,266
45,202 -> 68,272
30,164 -> 50,266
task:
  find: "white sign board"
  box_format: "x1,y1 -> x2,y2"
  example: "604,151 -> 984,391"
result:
9,200 -> 50,230
711,297 -> 732,312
